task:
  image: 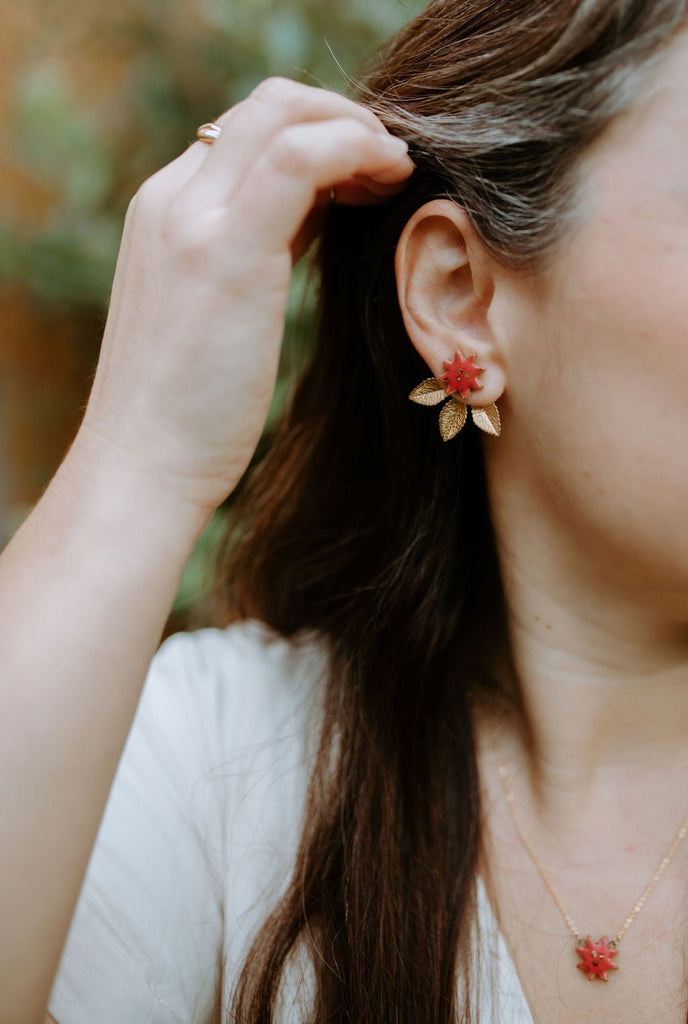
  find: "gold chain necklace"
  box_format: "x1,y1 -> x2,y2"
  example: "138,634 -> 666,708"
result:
493,746 -> 688,982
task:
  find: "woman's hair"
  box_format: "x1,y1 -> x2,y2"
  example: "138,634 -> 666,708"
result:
208,2 -> 688,1020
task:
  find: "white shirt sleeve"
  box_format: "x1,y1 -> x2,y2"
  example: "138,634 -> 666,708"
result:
46,620 -> 325,1024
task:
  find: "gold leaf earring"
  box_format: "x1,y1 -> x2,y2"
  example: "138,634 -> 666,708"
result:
409,350 -> 501,441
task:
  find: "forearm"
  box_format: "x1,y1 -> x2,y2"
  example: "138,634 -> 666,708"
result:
0,430 -> 211,1024
0,72 -> 416,1023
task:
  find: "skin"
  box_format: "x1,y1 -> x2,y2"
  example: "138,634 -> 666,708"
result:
8,29 -> 688,1021
0,80 -> 414,1022
396,26 -> 688,1024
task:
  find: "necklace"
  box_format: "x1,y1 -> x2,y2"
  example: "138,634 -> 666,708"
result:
492,744 -> 688,982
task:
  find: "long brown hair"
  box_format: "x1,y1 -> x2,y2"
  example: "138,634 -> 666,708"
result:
209,2 -> 688,1020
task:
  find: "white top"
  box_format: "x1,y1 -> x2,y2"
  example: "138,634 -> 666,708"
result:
47,620 -> 533,1024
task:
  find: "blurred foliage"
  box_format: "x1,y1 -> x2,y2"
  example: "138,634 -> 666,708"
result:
0,0 -> 422,620
0,0 -> 421,306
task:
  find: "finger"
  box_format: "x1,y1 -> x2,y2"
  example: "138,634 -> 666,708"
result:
189,79 -> 397,202
230,118 -> 413,254
326,176 -> 411,207
126,82 -> 396,213
123,81 -> 383,209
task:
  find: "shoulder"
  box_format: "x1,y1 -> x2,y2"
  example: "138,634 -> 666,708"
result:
155,617 -> 329,693
154,623 -> 332,962
146,618 -> 330,760
46,620 -> 329,1023
101,618 -> 330,857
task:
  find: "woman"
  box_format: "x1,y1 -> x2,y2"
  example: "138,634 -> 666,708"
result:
3,0 -> 688,1021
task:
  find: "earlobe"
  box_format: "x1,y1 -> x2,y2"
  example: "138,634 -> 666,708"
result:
395,199 -> 507,416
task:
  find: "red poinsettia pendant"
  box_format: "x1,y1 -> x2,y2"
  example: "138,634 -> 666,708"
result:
408,350 -> 501,441
576,936 -> 618,981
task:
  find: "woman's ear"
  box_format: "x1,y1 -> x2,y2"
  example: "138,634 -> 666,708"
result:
395,199 -> 507,407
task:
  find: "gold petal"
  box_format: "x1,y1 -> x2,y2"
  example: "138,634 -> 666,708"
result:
408,378 -> 447,406
439,399 -> 468,441
471,403 -> 501,437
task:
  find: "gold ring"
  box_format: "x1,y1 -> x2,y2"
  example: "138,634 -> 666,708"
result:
196,122 -> 222,145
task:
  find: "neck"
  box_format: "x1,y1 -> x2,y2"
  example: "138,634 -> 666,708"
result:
482,484 -> 688,834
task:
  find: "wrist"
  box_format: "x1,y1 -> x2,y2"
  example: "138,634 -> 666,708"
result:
61,425 -> 216,551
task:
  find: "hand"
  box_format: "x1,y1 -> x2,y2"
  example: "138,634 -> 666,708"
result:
78,78 -> 414,515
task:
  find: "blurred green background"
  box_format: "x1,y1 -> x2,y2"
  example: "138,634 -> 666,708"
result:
0,0 -> 421,635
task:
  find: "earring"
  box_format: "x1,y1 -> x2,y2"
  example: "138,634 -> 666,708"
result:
409,350 -> 501,441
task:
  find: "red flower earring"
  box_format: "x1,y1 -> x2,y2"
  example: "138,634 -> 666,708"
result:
409,350 -> 501,441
